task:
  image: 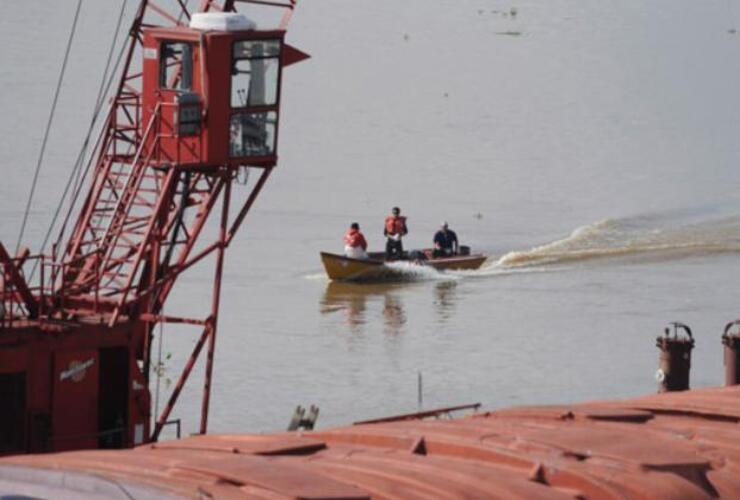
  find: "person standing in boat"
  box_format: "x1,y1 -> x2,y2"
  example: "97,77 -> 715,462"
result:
384,206 -> 408,260
433,221 -> 458,258
344,222 -> 368,259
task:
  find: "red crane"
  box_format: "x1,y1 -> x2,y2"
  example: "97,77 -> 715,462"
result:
0,0 -> 307,454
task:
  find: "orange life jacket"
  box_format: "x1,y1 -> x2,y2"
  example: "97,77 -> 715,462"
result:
384,216 -> 407,236
344,229 -> 367,249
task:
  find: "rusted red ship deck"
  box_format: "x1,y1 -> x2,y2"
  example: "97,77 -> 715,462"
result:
1,385 -> 739,499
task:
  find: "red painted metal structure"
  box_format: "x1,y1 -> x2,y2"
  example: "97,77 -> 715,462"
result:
1,385 -> 739,499
0,0 -> 306,455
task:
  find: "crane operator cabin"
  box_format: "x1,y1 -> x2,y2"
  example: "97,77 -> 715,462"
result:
142,12 -> 288,168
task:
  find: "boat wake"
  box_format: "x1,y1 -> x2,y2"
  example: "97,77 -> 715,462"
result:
494,214 -> 740,270
307,258 -> 458,283
309,213 -> 740,283
379,260 -> 458,282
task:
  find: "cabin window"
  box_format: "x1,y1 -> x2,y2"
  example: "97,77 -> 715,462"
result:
230,111 -> 277,157
160,42 -> 193,91
231,39 -> 281,108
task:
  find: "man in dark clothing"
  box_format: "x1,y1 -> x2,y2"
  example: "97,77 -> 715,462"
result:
384,206 -> 408,260
433,221 -> 458,258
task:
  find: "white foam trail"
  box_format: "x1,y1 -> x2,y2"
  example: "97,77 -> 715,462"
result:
451,264 -> 567,278
309,214 -> 740,282
306,261 -> 457,283
496,215 -> 740,269
304,272 -> 329,281
382,260 -> 459,282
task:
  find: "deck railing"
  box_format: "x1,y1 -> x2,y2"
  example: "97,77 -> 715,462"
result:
0,249 -> 96,327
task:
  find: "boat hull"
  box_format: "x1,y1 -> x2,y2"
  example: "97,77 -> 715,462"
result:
320,251 -> 488,281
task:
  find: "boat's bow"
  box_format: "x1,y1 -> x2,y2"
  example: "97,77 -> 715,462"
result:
320,252 -> 384,281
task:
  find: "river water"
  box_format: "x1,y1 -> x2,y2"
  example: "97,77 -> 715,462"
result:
1,1 -> 740,435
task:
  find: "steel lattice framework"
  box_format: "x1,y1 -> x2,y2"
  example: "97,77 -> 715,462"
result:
0,0 -> 299,441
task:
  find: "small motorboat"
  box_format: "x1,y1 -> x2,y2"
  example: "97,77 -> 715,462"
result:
320,247 -> 488,281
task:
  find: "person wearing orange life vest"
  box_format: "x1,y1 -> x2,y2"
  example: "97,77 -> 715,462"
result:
383,206 -> 408,260
344,222 -> 368,259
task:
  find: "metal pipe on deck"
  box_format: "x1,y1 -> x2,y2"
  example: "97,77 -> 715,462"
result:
722,320 -> 740,386
655,322 -> 694,392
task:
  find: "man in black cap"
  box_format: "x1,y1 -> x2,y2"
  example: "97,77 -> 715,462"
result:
433,221 -> 458,258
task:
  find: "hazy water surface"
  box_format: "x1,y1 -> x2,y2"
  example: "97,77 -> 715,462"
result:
1,1 -> 740,435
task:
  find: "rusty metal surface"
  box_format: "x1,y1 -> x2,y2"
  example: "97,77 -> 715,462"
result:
722,320 -> 740,386
656,322 -> 695,393
2,385 -> 740,499
353,403 -> 481,425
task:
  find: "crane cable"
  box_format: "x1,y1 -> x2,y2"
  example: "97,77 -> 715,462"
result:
16,0 -> 85,256
39,0 -> 129,266
55,3 -> 131,252
38,0 -> 203,267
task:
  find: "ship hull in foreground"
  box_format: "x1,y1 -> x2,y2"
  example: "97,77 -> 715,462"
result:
1,385 -> 738,499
